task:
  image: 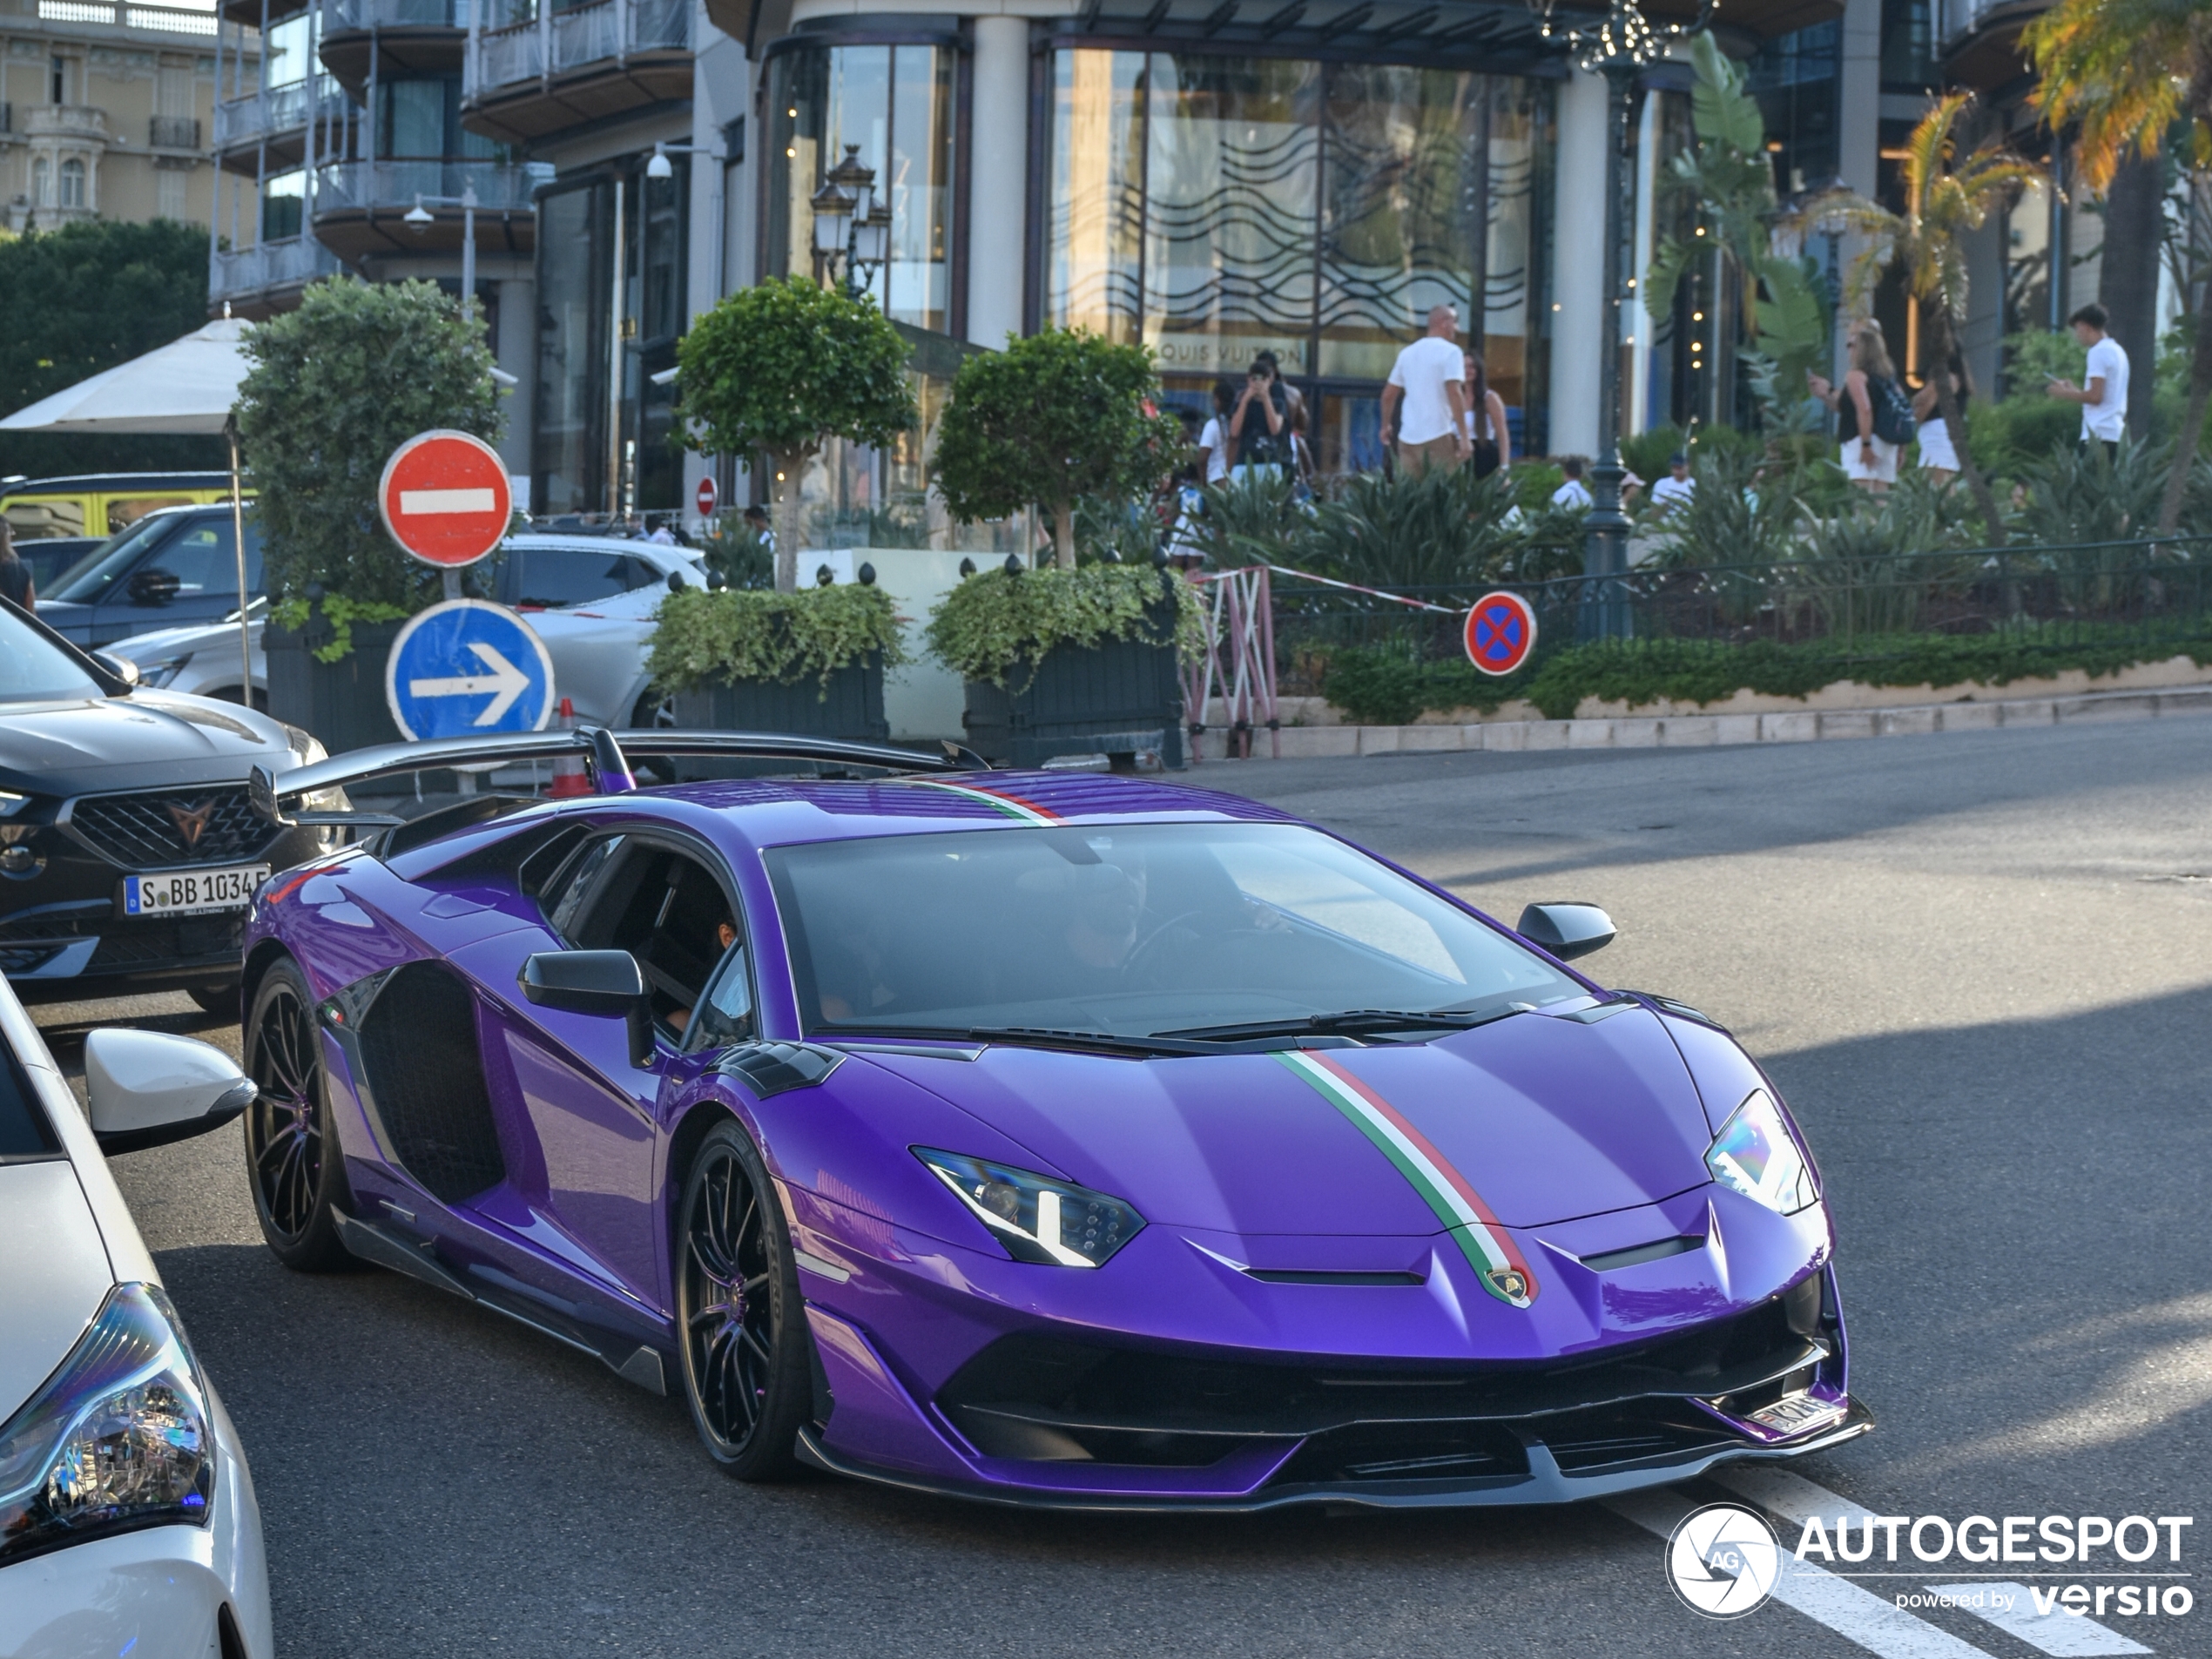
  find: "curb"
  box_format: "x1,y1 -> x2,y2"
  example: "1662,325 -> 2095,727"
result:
1210,683 -> 2212,761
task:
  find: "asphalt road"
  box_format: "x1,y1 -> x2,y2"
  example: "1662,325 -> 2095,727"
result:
34,717 -> 2212,1657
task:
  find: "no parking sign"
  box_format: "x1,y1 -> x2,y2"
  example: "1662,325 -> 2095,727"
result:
1463,590 -> 1538,678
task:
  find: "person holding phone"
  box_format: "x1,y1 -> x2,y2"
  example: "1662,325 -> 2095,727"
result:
2045,303 -> 2128,460
1229,358 -> 1290,479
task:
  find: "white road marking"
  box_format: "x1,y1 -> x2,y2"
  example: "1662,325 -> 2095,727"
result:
399,487 -> 497,515
1604,1487 -> 2000,1659
1932,1585 -> 2151,1656
1710,1467 -> 2154,1658
408,642 -> 530,725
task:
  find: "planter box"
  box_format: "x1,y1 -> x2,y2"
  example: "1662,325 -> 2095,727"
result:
962,631 -> 1185,770
670,657 -> 890,743
265,617 -> 406,754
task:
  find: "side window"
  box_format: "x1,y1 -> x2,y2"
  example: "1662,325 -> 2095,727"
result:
513,548 -> 632,609
589,846 -> 740,1036
685,945 -> 754,1052
118,521 -> 263,606
547,834 -> 624,941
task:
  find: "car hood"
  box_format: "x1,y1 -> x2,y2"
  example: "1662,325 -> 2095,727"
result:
861,1007 -> 1717,1235
0,690 -> 298,798
0,1160 -> 113,1421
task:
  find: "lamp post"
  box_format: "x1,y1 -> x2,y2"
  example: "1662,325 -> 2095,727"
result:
809,144 -> 894,300
1526,0 -> 1711,640
404,184 -> 479,319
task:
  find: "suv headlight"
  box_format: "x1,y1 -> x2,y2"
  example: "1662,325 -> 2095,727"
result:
0,1283 -> 214,1567
915,1149 -> 1145,1267
1705,1089 -> 1818,1216
136,653 -> 193,689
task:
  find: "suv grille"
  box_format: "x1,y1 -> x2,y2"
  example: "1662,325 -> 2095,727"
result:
67,786 -> 281,868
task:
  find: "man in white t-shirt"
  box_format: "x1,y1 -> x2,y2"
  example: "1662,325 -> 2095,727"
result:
1551,455 -> 1592,510
1650,452 -> 1695,512
2047,302 -> 2129,455
1379,305 -> 1471,478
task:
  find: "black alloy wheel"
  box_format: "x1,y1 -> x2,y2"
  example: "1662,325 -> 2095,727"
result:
677,1120 -> 812,1479
242,960 -> 352,1271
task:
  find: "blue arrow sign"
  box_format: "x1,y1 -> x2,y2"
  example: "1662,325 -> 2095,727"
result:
384,599 -> 556,741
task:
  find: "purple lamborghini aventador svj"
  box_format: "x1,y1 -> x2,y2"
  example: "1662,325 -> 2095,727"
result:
236,730 -> 1867,1511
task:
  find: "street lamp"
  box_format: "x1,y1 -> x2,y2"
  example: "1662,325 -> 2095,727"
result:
405,184 -> 481,320
810,144 -> 892,300
1525,0 -> 1713,639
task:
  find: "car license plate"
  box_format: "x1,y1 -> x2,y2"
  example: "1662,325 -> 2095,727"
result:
122,864 -> 271,917
1746,1392 -> 1846,1437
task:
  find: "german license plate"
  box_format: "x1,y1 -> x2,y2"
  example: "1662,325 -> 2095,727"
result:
121,864 -> 270,917
1747,1392 -> 1847,1437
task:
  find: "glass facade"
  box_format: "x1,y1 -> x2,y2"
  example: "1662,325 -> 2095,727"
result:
1045,49 -> 1551,470
764,43 -> 956,334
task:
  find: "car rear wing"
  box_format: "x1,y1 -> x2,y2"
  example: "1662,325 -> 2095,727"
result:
249,726 -> 988,826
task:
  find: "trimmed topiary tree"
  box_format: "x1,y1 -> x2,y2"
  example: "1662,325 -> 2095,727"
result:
674,277 -> 917,591
933,327 -> 1184,571
235,276 -> 502,653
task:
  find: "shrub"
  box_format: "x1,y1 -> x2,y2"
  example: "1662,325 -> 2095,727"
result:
925,563 -> 1207,688
646,583 -> 906,693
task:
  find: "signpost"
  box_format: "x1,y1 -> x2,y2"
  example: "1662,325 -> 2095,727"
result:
378,428 -> 512,573
695,475 -> 718,519
1463,590 -> 1538,678
385,599 -> 555,741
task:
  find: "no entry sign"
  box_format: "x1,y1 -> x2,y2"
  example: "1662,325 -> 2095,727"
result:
378,429 -> 512,569
1463,590 -> 1538,678
695,475 -> 718,517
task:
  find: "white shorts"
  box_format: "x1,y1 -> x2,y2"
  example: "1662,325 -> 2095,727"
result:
1916,417 -> 1959,472
1843,435 -> 1898,483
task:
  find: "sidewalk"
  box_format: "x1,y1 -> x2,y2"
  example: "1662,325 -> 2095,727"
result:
1194,681 -> 2212,761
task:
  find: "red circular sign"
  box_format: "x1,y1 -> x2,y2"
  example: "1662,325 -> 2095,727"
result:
696,475 -> 718,518
1464,590 -> 1538,677
377,429 -> 512,569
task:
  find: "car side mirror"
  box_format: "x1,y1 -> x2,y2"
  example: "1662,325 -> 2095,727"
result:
84,1028 -> 257,1155
518,949 -> 654,1068
127,567 -> 182,606
93,651 -> 140,686
1517,901 -> 1616,961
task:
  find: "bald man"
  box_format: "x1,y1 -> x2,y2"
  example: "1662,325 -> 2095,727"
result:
1379,304 -> 1473,479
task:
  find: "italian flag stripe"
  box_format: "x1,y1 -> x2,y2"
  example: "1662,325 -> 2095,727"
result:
896,779 -> 1063,824
1274,1049 -> 1538,1307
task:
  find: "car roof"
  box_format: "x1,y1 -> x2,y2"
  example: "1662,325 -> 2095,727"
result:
0,472 -> 235,494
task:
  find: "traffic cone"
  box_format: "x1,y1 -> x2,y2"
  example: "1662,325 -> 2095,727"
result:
549,698 -> 593,798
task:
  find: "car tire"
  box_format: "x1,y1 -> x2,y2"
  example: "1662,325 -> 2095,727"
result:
676,1119 -> 813,1480
187,981 -> 240,1020
242,958 -> 353,1272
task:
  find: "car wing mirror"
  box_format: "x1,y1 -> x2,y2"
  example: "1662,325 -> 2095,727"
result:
1517,901 -> 1616,961
518,949 -> 654,1068
127,567 -> 181,606
84,1028 -> 257,1155
93,651 -> 140,686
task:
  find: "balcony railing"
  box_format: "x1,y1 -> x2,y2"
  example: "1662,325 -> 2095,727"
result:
468,0 -> 691,97
322,0 -> 466,26
212,76 -> 343,151
313,158 -> 539,214
23,105 -> 109,142
149,114 -> 199,149
36,0 -> 219,32
210,237 -> 341,301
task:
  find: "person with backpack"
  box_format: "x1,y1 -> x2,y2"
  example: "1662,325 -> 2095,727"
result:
1810,319 -> 1913,493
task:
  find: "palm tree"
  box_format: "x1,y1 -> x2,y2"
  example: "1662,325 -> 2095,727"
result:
2027,0 -> 2212,535
1796,97 -> 2040,545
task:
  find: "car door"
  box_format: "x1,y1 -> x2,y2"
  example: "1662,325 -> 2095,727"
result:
88,515 -> 263,645
454,829 -> 748,1314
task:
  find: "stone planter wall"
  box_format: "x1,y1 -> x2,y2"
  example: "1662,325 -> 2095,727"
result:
962,630 -> 1185,770
669,657 -> 890,743
265,617 -> 406,754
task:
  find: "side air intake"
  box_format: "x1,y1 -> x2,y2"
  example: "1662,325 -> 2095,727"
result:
354,961 -> 506,1204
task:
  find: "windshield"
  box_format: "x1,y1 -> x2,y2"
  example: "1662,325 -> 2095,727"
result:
765,823 -> 1583,1041
0,604 -> 105,701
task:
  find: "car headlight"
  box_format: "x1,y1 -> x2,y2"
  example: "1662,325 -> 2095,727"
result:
136,653 -> 192,689
0,791 -> 30,819
0,1283 -> 214,1567
1705,1089 -> 1818,1216
915,1149 -> 1145,1267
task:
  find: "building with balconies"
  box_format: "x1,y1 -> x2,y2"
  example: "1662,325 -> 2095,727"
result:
206,0 -> 540,474
0,0 -> 229,235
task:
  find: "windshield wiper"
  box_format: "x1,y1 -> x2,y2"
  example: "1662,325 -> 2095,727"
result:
824,1024 -> 1217,1059
1155,1006 -> 1532,1042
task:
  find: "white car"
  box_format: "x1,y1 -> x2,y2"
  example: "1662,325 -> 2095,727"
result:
0,979 -> 273,1659
109,535 -> 705,727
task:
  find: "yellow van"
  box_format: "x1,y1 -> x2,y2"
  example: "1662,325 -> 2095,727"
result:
0,471 -> 250,541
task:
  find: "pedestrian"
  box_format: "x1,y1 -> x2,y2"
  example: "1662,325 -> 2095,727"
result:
1197,379 -> 1237,485
1912,348 -> 1971,488
1229,356 -> 1291,480
1254,351 -> 1307,438
1650,452 -> 1695,513
1551,455 -> 1592,511
2045,302 -> 2128,460
0,522 -> 30,609
1460,348 -> 1512,479
742,502 -> 774,553
1380,304 -> 1472,478
1809,320 -> 1907,493
649,520 -> 678,545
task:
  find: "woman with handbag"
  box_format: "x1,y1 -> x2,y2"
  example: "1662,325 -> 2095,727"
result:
1809,320 -> 1906,494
